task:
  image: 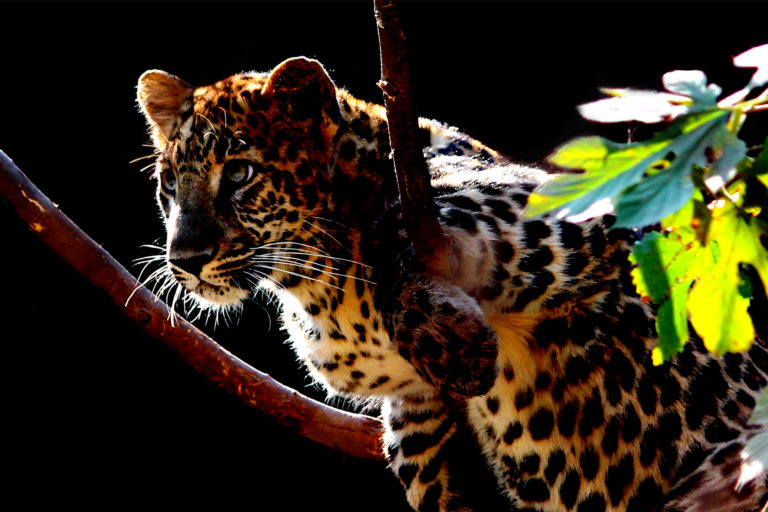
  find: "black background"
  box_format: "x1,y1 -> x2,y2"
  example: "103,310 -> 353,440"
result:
2,1 -> 767,510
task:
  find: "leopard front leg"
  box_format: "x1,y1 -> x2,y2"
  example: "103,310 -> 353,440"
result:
390,275 -> 499,397
383,392 -> 457,511
383,392 -> 513,512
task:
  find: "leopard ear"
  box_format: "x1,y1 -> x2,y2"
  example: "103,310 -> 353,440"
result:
263,57 -> 339,124
137,70 -> 193,148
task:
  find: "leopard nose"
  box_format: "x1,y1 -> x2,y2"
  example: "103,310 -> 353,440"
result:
168,251 -> 214,277
167,210 -> 222,277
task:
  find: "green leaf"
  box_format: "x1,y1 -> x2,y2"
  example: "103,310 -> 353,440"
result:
688,202 -> 768,355
660,189 -> 715,245
576,71 -> 723,124
734,43 -> 768,88
577,88 -> 690,124
689,264 -> 754,355
527,137 -> 648,218
630,232 -> 682,303
654,284 -> 692,363
528,109 -> 730,227
705,130 -> 747,191
661,192 -> 697,231
614,163 -> 695,229
662,70 -> 721,108
629,229 -> 715,362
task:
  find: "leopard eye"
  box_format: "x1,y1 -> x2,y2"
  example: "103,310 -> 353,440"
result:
223,160 -> 256,185
159,168 -> 177,195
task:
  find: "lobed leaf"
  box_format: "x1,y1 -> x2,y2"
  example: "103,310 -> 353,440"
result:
526,135 -> 663,219
577,88 -> 689,124
734,43 -> 768,88
528,109 -> 731,228
688,202 -> 768,355
705,129 -> 748,191
578,69 -> 723,124
662,70 -> 721,108
688,264 -> 754,355
629,228 -> 715,362
614,164 -> 695,229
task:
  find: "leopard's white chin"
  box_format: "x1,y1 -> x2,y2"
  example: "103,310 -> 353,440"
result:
192,280 -> 250,306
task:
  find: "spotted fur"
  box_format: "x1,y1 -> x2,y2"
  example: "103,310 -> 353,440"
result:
137,57 -> 768,512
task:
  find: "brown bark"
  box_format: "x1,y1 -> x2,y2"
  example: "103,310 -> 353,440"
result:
0,150 -> 385,462
374,0 -> 454,278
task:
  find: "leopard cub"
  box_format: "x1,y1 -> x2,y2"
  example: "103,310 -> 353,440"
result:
137,57 -> 768,512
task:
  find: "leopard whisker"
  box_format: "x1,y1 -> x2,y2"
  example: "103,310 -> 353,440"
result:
125,263 -> 170,307
139,244 -> 167,251
252,256 -> 331,268
250,256 -> 375,285
155,271 -> 180,302
297,223 -> 337,256
133,254 -> 165,263
197,113 -> 219,143
253,242 -> 371,268
219,107 -> 228,130
139,162 -> 158,173
180,291 -> 219,325
156,272 -> 176,300
258,249 -> 366,267
255,240 -> 329,253
308,215 -> 355,232
129,153 -> 160,164
257,251 -> 373,268
243,273 -> 282,313
252,259 -> 346,285
301,219 -> 350,254
150,270 -> 173,297
167,281 -> 185,327
248,265 -> 346,292
244,269 -> 285,294
243,272 -> 277,295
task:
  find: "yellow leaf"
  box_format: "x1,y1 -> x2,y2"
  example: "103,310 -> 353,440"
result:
688,270 -> 754,355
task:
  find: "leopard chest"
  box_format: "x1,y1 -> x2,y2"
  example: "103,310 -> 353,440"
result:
276,278 -> 429,397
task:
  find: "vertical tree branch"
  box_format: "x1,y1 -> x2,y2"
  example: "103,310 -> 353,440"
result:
374,0 -> 453,277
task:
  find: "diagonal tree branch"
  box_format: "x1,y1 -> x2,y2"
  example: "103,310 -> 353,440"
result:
0,1 -> 441,467
0,150 -> 385,462
374,0 -> 454,278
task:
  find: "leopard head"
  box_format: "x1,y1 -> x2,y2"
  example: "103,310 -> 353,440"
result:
137,58 -> 341,308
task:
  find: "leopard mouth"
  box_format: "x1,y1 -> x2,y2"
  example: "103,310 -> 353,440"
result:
191,278 -> 250,306
167,255 -> 254,307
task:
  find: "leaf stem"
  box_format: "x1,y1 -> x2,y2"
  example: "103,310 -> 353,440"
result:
744,104 -> 768,114
737,87 -> 768,111
727,109 -> 746,134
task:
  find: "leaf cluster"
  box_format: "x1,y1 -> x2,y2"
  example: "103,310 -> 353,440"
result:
527,44 -> 768,362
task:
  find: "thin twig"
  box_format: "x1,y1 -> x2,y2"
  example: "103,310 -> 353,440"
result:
744,103 -> 768,113
0,150 -> 385,462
